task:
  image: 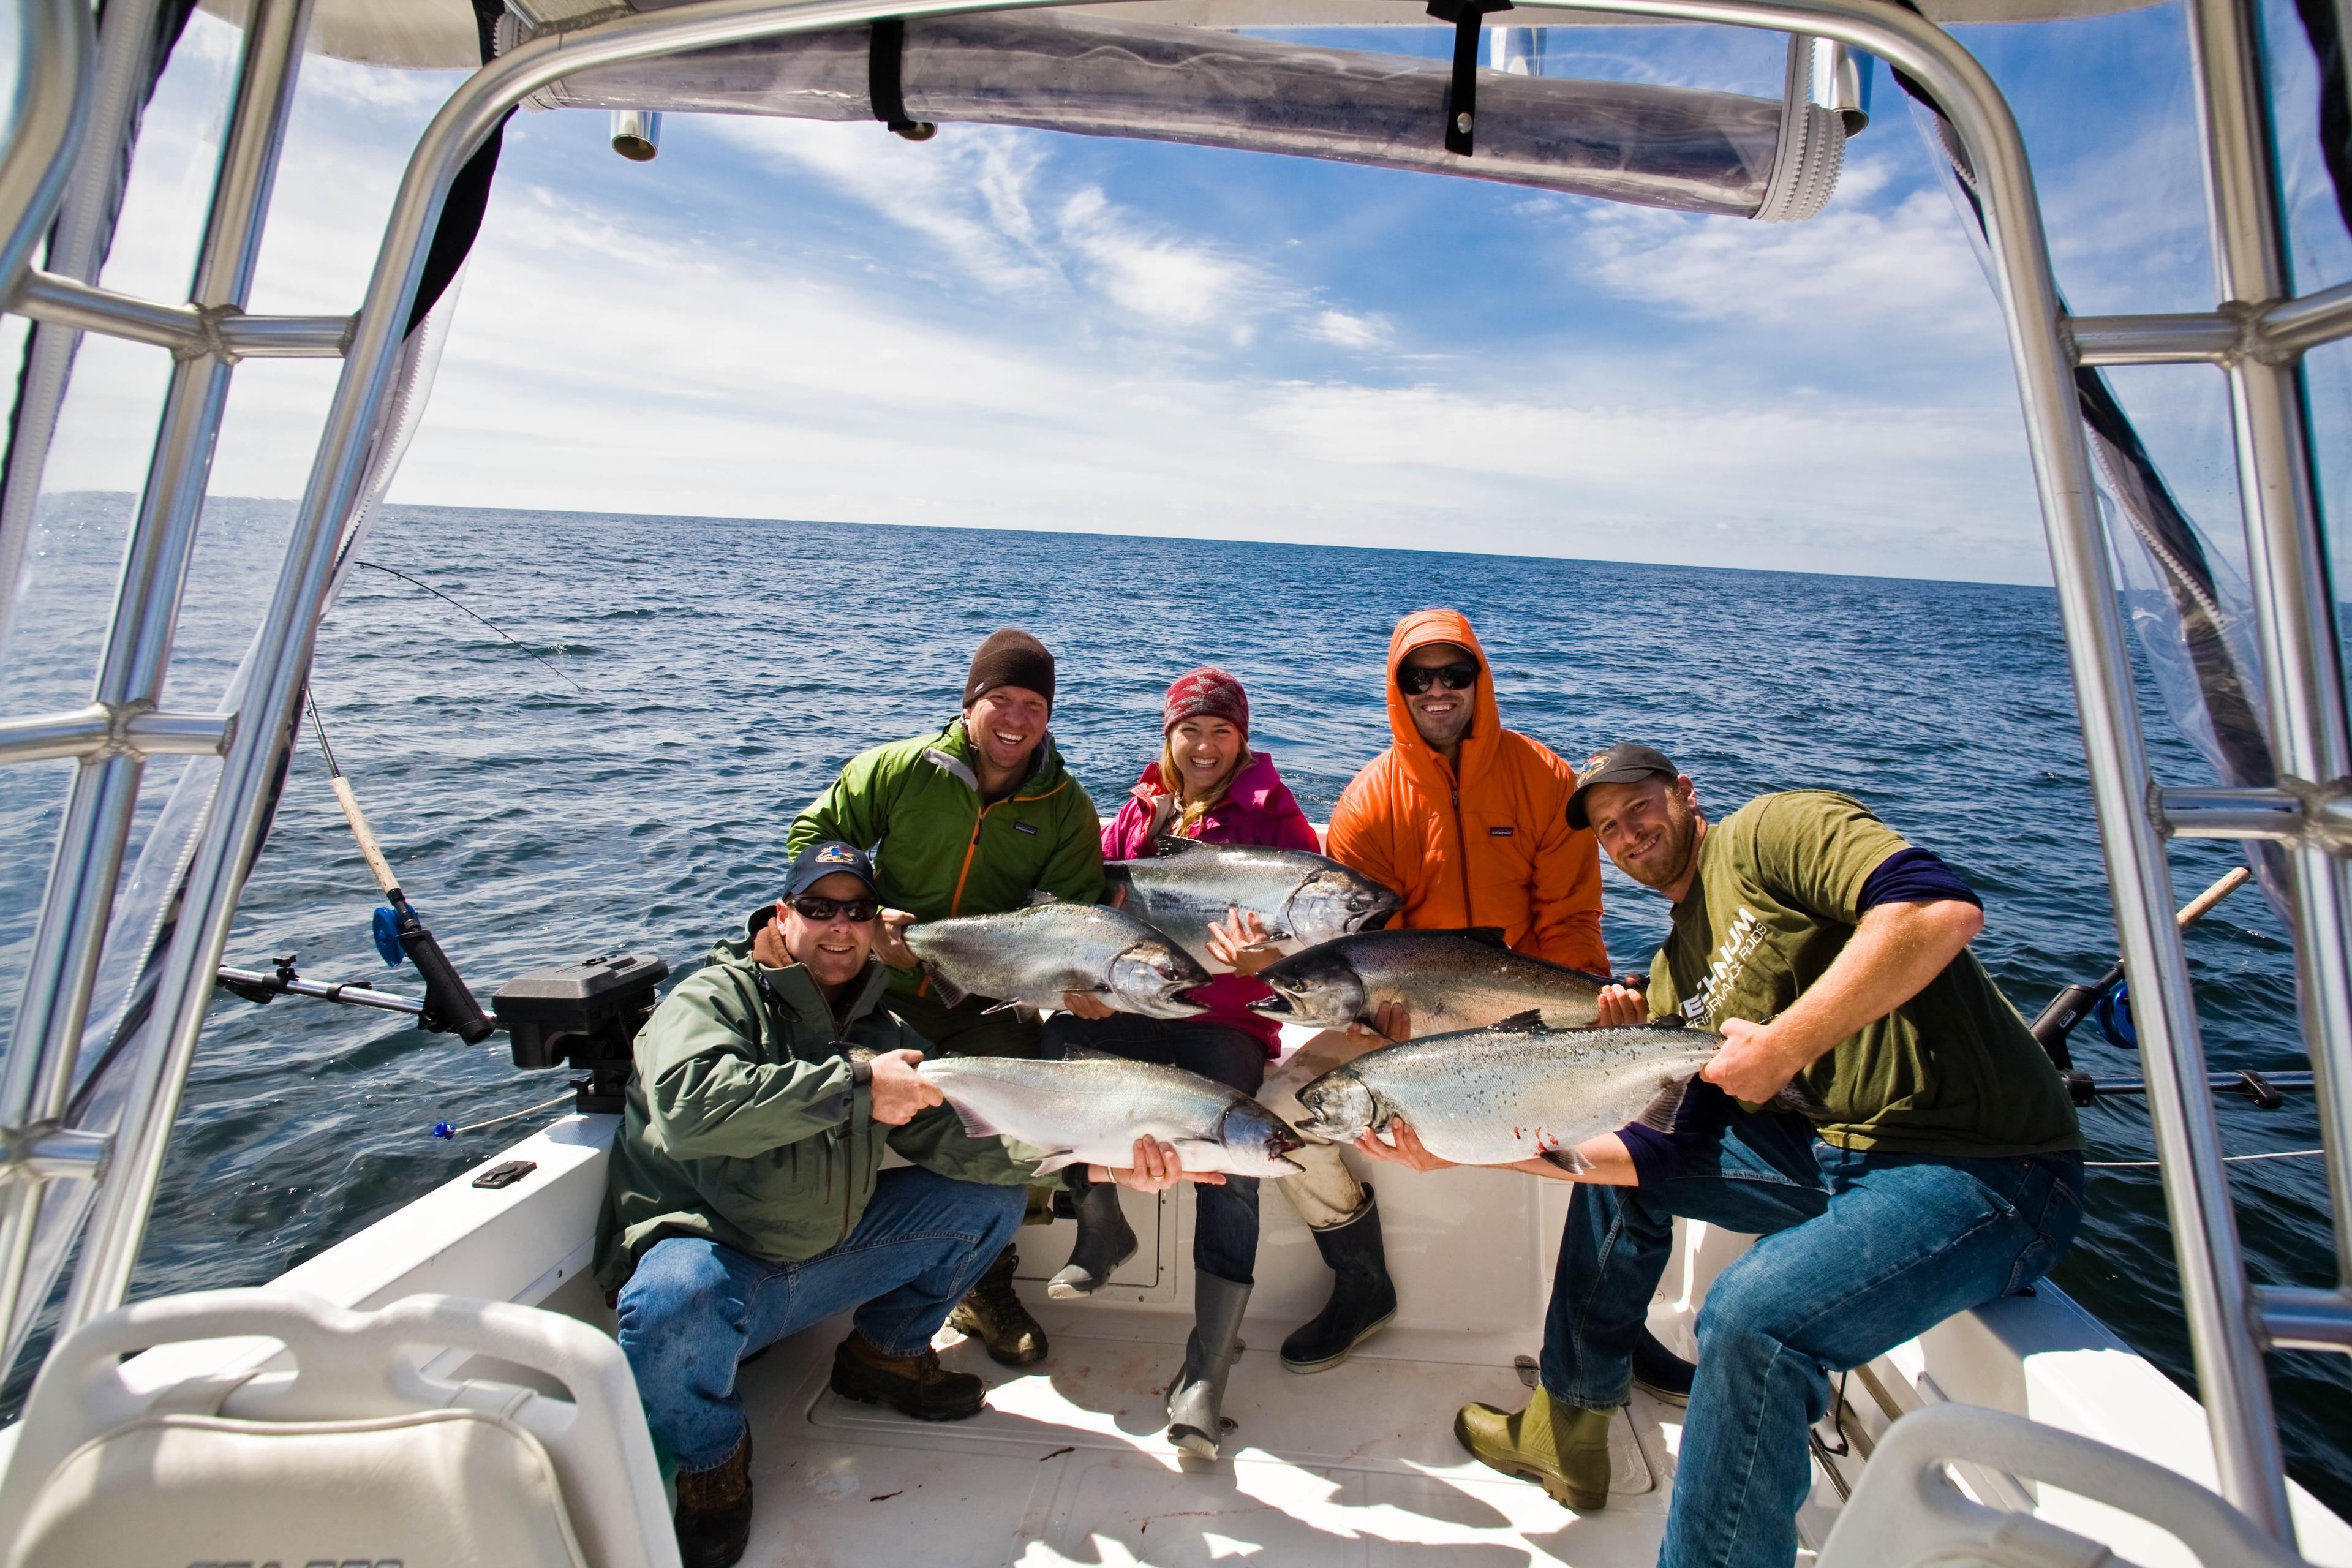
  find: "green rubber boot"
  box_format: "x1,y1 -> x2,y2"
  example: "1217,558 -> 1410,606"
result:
1453,1385 -> 1615,1512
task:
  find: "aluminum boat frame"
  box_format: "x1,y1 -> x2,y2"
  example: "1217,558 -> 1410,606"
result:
0,0 -> 2350,1555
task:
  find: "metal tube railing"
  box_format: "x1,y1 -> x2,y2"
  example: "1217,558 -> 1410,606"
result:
2187,0 -> 2352,1319
0,0 -> 94,301
10,270 -> 353,358
0,0 -> 2313,1532
0,0 -> 170,660
0,0 -> 314,1350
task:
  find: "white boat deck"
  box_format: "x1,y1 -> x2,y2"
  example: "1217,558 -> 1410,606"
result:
98,1099 -> 2352,1568
726,1299 -> 1687,1567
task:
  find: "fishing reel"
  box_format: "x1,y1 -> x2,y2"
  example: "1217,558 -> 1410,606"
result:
492,952 -> 669,1114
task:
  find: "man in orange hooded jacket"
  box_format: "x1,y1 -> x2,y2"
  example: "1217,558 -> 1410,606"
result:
1263,608 -> 1609,1373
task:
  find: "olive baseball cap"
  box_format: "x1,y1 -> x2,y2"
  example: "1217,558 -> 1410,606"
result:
1566,744 -> 1681,830
783,840 -> 879,899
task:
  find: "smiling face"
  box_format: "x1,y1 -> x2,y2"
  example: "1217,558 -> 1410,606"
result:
964,684 -> 1051,780
1166,715 -> 1245,801
1583,774 -> 1705,896
780,870 -> 877,989
1398,642 -> 1477,756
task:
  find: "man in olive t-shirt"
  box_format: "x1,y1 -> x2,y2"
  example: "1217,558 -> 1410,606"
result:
1352,745 -> 2083,1568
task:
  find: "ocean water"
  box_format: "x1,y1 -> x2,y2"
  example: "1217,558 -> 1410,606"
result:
2,493 -> 2347,1515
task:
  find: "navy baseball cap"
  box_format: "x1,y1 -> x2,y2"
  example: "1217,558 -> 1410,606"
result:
1566,744 -> 1681,830
783,840 -> 878,899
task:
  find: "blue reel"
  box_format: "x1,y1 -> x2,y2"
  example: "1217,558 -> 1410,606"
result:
372,905 -> 409,968
2095,980 -> 2137,1050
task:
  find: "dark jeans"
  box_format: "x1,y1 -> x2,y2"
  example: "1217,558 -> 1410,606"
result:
892,984 -> 1044,1060
614,1165 -> 1025,1471
1041,1013 -> 1267,1286
1545,1102 -> 2084,1568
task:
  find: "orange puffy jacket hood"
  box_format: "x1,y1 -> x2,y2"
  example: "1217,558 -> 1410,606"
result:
1383,609 -> 1504,793
1326,609 -> 1608,973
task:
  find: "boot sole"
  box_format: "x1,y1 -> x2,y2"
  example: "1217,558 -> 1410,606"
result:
1044,1240 -> 1139,1299
1469,1451 -> 1607,1513
1632,1378 -> 1690,1408
827,1369 -> 985,1422
1278,1304 -> 1397,1375
1169,1423 -> 1220,1462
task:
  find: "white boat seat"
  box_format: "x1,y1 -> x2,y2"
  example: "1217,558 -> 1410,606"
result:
1817,1402 -> 2312,1568
0,1288 -> 679,1568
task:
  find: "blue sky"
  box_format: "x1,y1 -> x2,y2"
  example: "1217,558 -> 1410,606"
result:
14,0 -> 2351,585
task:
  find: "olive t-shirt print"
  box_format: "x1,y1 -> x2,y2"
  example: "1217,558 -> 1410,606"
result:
1646,791 -> 2081,1158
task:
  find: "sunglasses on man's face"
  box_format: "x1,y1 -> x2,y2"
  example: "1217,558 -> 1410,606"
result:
780,895 -> 881,924
1396,660 -> 1480,696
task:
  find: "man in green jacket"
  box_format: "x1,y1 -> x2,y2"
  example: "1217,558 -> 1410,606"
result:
786,627 -> 1107,1365
601,841 -> 1033,1567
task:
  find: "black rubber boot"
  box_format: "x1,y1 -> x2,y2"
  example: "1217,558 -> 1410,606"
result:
1048,1177 -> 1138,1299
1278,1189 -> 1398,1374
673,1430 -> 753,1568
828,1333 -> 989,1420
947,1244 -> 1049,1366
1630,1325 -> 1695,1407
1166,1271 -> 1253,1461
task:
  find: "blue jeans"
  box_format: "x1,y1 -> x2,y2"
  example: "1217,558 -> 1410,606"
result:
1544,1104 -> 2084,1568
1041,1013 -> 1265,1285
615,1164 -> 1025,1471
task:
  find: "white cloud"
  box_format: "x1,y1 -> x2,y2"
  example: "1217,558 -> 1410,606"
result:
1055,185 -> 1261,333
1301,309 -> 1390,350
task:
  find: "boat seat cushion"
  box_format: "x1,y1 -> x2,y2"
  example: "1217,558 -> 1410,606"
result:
9,1406 -> 586,1568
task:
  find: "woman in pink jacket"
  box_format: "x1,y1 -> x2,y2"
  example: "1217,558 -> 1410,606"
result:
1043,667 -> 1318,1463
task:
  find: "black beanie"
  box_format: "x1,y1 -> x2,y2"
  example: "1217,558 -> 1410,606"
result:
965,628 -> 1056,709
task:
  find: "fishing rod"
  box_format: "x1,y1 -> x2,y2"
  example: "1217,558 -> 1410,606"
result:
2029,865 -> 2309,1109
352,559 -> 587,695
214,692 -> 497,1042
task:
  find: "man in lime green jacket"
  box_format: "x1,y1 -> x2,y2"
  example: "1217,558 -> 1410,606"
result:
786,627 -> 1106,1365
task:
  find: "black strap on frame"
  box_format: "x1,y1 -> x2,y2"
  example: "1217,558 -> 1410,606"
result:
869,19 -> 938,141
1427,0 -> 1512,156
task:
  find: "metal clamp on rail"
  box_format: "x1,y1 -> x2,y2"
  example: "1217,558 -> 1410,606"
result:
0,1125 -> 107,1188
0,703 -> 233,767
2065,279 -> 2352,368
1427,0 -> 1513,156
2153,778 -> 2352,855
2258,1284 -> 2352,1353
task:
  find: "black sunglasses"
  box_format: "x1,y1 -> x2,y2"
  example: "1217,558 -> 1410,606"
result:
781,895 -> 881,924
1396,659 -> 1480,696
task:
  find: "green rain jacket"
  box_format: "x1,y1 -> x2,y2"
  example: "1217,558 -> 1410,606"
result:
594,913 -> 1035,1289
786,719 -> 1107,1000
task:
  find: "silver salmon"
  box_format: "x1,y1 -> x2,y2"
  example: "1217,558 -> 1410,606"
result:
1106,837 -> 1400,970
1292,1014 -> 1820,1170
918,1052 -> 1306,1177
904,903 -> 1212,1019
1250,929 -> 1607,1035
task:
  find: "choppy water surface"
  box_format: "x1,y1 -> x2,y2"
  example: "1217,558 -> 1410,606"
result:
2,494 -> 2346,1513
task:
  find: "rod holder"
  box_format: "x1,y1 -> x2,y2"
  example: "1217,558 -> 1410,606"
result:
609,109 -> 660,160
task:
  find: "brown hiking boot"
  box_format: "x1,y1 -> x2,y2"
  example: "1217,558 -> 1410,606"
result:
674,1430 -> 753,1568
946,1244 -> 1049,1366
830,1333 -> 989,1420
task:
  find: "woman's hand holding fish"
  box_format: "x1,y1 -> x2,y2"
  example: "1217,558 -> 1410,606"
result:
1352,1117 -> 1454,1173
869,1048 -> 943,1125
1349,1001 -> 1411,1044
1207,908 -> 1280,975
875,908 -> 920,970
1090,1134 -> 1226,1191
1594,984 -> 1648,1027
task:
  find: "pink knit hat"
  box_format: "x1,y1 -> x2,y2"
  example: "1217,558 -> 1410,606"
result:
1163,667 -> 1249,735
